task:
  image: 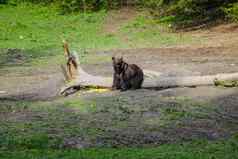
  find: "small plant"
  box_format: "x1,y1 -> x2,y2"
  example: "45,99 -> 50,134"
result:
223,2 -> 238,22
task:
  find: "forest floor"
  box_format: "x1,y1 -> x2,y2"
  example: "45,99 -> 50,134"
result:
0,5 -> 238,158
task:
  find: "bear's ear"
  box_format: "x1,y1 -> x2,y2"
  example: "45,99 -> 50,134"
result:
112,56 -> 115,61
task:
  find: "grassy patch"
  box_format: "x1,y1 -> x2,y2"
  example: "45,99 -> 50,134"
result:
0,137 -> 238,159
0,4 -> 123,51
0,4 -> 199,58
0,99 -> 93,150
0,92 -> 238,154
0,96 -> 220,149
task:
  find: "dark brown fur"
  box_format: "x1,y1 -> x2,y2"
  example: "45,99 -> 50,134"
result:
112,57 -> 144,91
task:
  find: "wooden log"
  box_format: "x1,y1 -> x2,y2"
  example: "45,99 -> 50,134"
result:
60,41 -> 238,95
75,62 -> 238,89
142,73 -> 238,88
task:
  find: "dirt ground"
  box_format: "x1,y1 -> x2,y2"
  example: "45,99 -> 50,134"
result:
1,23 -> 238,148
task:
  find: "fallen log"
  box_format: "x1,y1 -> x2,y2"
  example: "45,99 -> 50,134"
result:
60,41 -> 238,95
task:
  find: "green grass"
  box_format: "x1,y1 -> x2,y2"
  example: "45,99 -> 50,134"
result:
0,96 -> 235,149
0,137 -> 238,159
223,3 -> 238,22
0,94 -> 238,158
0,4 -> 123,51
0,99 -> 85,150
0,4 -> 199,67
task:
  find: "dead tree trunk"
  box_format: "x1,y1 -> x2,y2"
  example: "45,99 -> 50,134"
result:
60,42 -> 238,95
